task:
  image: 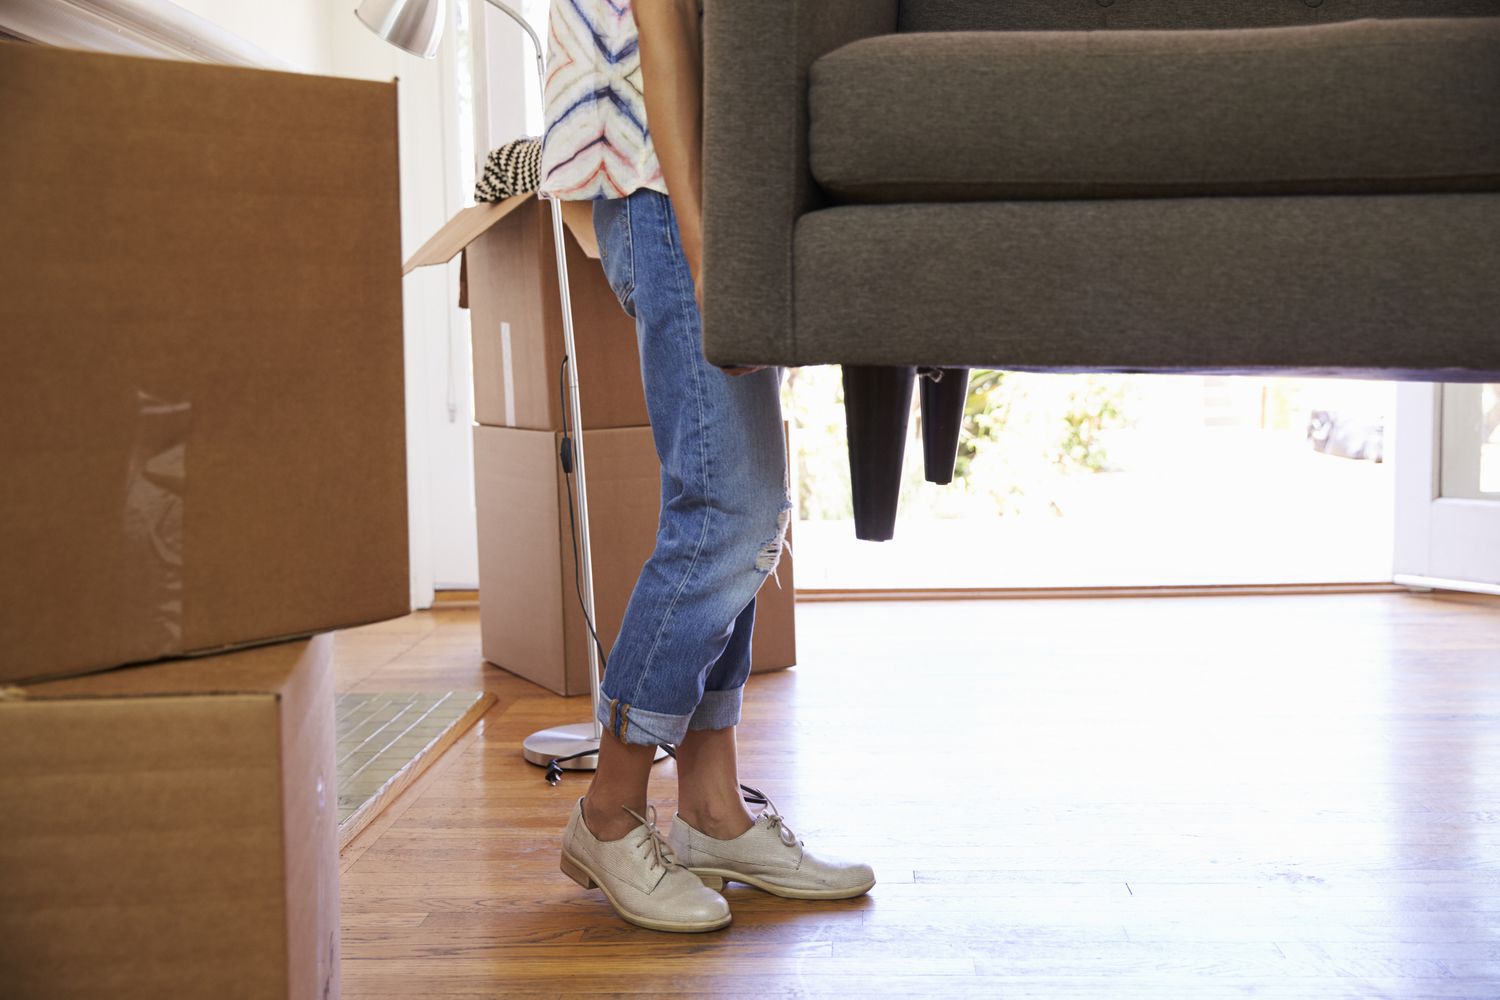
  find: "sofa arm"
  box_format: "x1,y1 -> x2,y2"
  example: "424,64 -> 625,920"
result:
701,0 -> 899,367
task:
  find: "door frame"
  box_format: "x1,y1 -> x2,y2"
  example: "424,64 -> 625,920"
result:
1393,381 -> 1500,596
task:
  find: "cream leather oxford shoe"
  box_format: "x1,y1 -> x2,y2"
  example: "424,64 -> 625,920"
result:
560,797 -> 731,932
668,789 -> 876,900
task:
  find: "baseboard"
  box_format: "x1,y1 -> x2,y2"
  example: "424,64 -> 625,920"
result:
795,582 -> 1403,602
433,589 -> 480,608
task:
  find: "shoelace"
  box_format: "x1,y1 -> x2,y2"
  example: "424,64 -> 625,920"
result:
742,784 -> 801,847
620,804 -> 685,874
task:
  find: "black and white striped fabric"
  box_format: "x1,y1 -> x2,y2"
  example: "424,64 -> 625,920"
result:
474,137 -> 542,202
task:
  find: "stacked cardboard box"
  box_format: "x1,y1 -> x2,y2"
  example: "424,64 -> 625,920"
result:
406,195 -> 796,697
0,639 -> 341,1000
1,42 -> 411,998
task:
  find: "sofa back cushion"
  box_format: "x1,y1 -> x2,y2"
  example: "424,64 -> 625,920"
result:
898,0 -> 1499,32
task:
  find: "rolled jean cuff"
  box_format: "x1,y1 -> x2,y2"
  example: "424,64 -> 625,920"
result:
686,686 -> 744,733
595,695 -> 690,748
595,688 -> 745,748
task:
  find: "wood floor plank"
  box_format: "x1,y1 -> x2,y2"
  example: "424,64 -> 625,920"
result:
335,594 -> 1500,998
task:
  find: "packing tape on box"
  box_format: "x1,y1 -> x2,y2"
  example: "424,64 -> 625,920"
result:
501,321 -> 517,426
123,388 -> 189,651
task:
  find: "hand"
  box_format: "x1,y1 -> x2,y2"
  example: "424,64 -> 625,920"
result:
690,263 -> 764,375
691,258 -> 764,375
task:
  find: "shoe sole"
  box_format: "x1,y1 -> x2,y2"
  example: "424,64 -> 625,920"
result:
689,867 -> 876,900
559,849 -> 732,933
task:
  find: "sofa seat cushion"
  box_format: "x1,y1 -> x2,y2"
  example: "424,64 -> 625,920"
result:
788,194 -> 1500,376
808,18 -> 1500,202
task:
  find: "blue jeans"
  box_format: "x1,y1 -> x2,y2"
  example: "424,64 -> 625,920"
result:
591,188 -> 790,748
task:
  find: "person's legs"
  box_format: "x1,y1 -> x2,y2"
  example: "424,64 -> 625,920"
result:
576,188 -> 871,905
591,187 -> 788,748
675,597 -> 757,837
676,724 -> 755,840
580,732 -> 657,841
581,187 -> 788,835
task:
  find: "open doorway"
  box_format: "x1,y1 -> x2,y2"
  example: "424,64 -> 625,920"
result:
787,372 -> 1395,590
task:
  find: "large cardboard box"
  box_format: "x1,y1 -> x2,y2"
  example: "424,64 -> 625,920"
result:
405,194 -> 649,430
473,424 -> 795,697
0,43 -> 410,684
0,635 -> 339,1000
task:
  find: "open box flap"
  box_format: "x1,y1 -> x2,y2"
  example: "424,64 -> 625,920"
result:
403,194 -> 599,275
403,196 -> 529,274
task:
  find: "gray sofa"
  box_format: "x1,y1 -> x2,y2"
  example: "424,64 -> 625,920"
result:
701,0 -> 1500,539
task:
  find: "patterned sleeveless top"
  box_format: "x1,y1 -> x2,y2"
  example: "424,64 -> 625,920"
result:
538,0 -> 701,201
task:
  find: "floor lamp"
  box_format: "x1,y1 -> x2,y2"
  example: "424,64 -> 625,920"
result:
358,0 -> 661,771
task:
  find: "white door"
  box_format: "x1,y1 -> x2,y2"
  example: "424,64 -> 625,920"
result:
471,0 -> 548,145
1393,382 -> 1500,594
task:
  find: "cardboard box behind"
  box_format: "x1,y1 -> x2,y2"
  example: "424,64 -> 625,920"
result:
0,636 -> 339,1000
0,44 -> 411,684
474,424 -> 796,697
406,194 -> 648,430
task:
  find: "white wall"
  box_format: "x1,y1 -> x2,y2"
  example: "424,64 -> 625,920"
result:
474,0 -> 545,145
165,0 -> 434,80
165,0 -> 334,71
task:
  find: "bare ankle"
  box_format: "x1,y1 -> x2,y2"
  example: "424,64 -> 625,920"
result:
582,794 -> 646,842
678,799 -> 755,840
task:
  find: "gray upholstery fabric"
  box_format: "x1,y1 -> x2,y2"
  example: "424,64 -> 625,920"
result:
898,0 -> 1500,33
790,195 -> 1500,377
810,19 -> 1500,203
701,0 -> 899,367
700,0 -> 1500,376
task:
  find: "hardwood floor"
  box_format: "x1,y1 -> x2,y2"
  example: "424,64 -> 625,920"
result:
334,592 -> 1500,999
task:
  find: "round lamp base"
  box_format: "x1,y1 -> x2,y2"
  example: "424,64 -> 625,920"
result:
522,722 -> 670,770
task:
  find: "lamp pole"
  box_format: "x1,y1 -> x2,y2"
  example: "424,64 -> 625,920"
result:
502,6 -> 613,769
482,0 -> 655,771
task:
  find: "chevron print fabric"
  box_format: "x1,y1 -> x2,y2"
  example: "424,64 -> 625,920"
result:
538,0 -> 670,200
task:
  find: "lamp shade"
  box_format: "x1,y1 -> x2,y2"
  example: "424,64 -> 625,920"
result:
355,0 -> 447,59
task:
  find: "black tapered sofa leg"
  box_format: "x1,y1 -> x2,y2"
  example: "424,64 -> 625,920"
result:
919,367 -> 970,485
842,364 -> 915,542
